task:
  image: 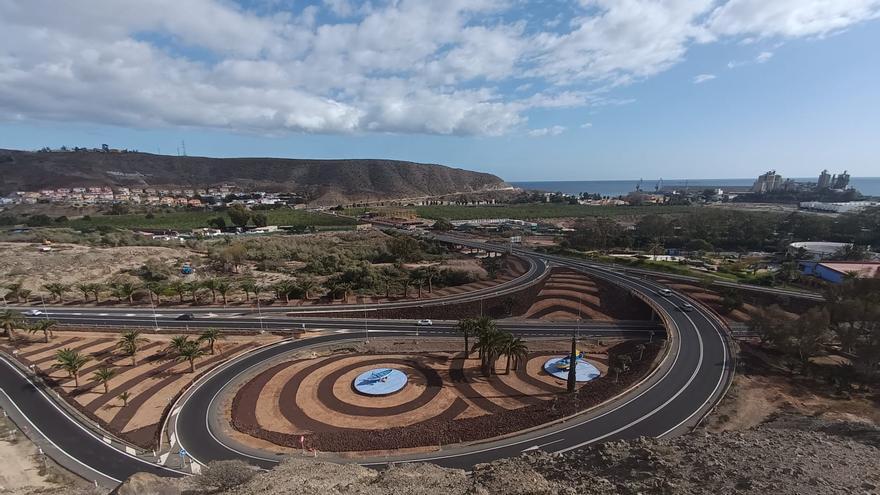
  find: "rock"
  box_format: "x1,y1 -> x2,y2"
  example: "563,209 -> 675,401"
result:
115,472 -> 180,495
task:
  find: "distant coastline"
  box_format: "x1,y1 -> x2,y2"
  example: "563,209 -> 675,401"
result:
512,178 -> 880,198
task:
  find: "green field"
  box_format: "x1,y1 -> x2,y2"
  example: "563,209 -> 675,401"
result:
347,204 -> 693,221
66,209 -> 356,230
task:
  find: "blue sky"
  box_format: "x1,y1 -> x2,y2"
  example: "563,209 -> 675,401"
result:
1,0 -> 879,181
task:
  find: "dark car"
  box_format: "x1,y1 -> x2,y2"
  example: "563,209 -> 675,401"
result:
176,312 -> 196,321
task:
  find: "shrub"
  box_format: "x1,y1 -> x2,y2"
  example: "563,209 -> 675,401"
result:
192,460 -> 258,492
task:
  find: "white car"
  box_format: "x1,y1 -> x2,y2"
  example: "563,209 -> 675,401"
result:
657,288 -> 673,297
416,319 -> 433,326
23,309 -> 44,316
680,303 -> 695,312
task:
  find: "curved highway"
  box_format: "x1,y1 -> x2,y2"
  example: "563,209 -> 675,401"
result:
0,238 -> 733,486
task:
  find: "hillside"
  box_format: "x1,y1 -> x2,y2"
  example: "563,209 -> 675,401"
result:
0,149 -> 508,204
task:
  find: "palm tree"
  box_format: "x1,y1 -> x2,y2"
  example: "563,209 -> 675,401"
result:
144,281 -> 165,305
111,281 -> 139,305
424,266 -> 441,293
401,277 -> 412,298
54,349 -> 91,387
471,319 -> 502,376
455,318 -> 477,357
165,335 -> 193,358
503,336 -> 529,372
177,341 -> 208,373
198,329 -> 224,355
201,278 -> 219,303
410,272 -> 425,298
273,280 -> 297,304
92,367 -> 116,394
18,289 -> 32,303
299,278 -> 318,300
42,283 -> 69,303
168,280 -> 187,304
636,343 -> 647,361
90,283 -> 106,303
76,283 -> 93,303
118,391 -> 132,407
238,279 -> 257,302
185,282 -> 201,304
215,279 -> 233,306
28,319 -> 57,343
4,282 -> 23,303
118,330 -> 147,366
1,310 -> 23,341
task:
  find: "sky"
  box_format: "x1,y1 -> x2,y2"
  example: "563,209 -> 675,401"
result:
1,0 -> 879,181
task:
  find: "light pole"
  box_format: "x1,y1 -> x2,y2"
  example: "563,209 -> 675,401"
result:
256,294 -> 265,334
39,295 -> 49,321
149,293 -> 160,332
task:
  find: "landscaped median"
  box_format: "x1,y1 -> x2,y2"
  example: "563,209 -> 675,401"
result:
0,329 -> 284,449
218,338 -> 664,455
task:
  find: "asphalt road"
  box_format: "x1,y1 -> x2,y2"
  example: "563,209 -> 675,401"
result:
171,253 -> 730,470
0,237 -> 731,487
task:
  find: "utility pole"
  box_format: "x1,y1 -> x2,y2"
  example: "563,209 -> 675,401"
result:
567,332 -> 577,394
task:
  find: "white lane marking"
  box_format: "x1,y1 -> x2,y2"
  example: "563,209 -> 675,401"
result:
0,357 -> 187,477
0,377 -> 121,484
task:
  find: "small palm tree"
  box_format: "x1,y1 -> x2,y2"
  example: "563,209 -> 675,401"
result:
118,330 -> 147,366
111,281 -> 139,305
18,289 -> 32,303
165,335 -> 192,357
145,281 -> 165,305
1,309 -> 24,341
198,329 -> 225,355
177,341 -> 208,373
92,367 -> 116,394
504,336 -> 529,372
299,278 -> 318,300
201,278 -> 220,303
273,280 -> 296,304
54,349 -> 91,387
214,279 -> 233,306
90,283 -> 106,303
168,280 -> 187,304
410,272 -> 425,298
118,391 -> 132,407
455,318 -> 478,357
424,265 -> 441,293
238,279 -> 257,302
42,283 -> 69,303
76,283 -> 93,303
610,366 -> 622,383
4,282 -> 24,303
636,344 -> 647,361
28,319 -> 57,343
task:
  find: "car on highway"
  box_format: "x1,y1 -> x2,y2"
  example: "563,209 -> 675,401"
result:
23,309 -> 44,316
176,312 -> 196,321
416,319 -> 433,326
679,303 -> 695,312
657,288 -> 673,297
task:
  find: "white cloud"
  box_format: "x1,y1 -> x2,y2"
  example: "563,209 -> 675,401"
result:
0,0 -> 877,137
581,122 -> 593,128
755,51 -> 774,63
693,74 -> 717,84
708,0 -> 880,38
528,125 -> 566,137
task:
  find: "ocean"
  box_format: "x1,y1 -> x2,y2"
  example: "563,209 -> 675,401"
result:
511,177 -> 880,198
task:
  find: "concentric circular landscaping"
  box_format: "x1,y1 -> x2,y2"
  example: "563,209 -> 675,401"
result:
222,338 -> 662,455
